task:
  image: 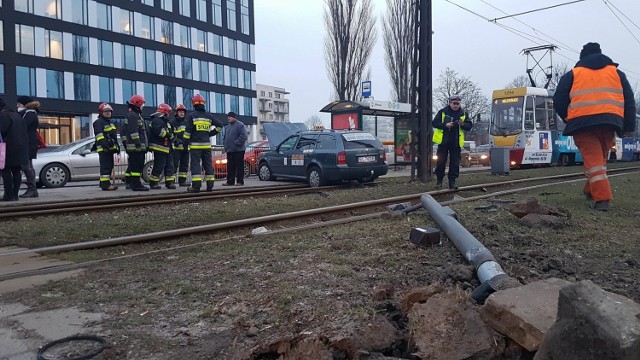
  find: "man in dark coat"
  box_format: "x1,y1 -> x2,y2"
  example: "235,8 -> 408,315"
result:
16,96 -> 40,198
222,112 -> 248,186
0,98 -> 29,201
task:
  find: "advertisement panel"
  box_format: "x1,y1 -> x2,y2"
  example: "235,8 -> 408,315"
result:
332,112 -> 360,130
394,117 -> 413,163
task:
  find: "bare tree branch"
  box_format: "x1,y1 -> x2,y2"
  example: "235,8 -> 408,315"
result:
383,0 -> 415,103
304,115 -> 324,130
324,0 -> 377,101
434,67 -> 490,122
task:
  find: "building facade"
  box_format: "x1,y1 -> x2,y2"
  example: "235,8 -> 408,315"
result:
256,83 -> 289,140
0,0 -> 257,145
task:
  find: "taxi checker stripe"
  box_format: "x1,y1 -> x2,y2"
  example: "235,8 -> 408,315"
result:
569,87 -> 623,97
585,165 -> 606,175
588,174 -> 608,183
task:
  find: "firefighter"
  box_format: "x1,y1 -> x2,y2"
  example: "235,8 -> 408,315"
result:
93,103 -> 119,191
183,94 -> 223,192
123,94 -> 149,191
149,103 -> 176,189
170,104 -> 190,187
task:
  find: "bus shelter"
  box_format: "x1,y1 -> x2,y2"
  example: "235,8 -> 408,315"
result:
319,100 -> 413,165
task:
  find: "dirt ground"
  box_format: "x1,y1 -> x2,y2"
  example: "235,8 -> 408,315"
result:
1,165 -> 639,359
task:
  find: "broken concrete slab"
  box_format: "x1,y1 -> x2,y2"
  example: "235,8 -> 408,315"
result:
534,280 -> 640,360
409,227 -> 441,246
481,278 -> 571,351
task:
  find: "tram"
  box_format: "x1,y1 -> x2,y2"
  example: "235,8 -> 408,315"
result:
489,87 -> 583,167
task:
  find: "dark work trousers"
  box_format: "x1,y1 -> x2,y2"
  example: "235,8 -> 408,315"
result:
173,150 -> 190,184
126,151 -> 146,185
190,149 -> 214,190
226,151 -> 245,185
2,167 -> 22,201
22,159 -> 37,191
150,151 -> 175,185
434,144 -> 461,181
98,152 -> 115,189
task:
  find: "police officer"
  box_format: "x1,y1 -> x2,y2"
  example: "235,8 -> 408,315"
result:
93,103 -> 119,191
183,94 -> 223,193
123,94 -> 149,191
432,95 -> 473,190
170,104 -> 190,187
148,103 -> 176,189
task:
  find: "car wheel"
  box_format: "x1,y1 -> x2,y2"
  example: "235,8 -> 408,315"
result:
142,161 -> 154,183
40,163 -> 70,188
307,166 -> 325,188
244,161 -> 251,178
258,162 -> 275,181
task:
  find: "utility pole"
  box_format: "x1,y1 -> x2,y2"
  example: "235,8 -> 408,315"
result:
417,0 -> 432,181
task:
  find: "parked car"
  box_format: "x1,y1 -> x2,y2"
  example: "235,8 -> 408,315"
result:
431,144 -> 472,167
212,140 -> 270,177
32,137 -> 153,188
469,144 -> 491,166
257,129 -> 388,187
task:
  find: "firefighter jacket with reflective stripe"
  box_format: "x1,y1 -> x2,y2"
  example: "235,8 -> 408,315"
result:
123,110 -> 148,152
567,65 -> 624,120
432,109 -> 471,148
169,115 -> 187,151
92,116 -> 118,153
184,109 -> 224,150
149,114 -> 173,154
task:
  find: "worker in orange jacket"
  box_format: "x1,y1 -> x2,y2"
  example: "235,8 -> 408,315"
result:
554,42 -> 636,211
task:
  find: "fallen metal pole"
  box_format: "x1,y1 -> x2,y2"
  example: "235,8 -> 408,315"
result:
420,194 -> 520,303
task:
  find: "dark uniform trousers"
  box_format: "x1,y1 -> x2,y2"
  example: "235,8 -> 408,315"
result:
173,150 -> 190,184
190,149 -> 214,190
434,144 -> 461,181
151,151 -> 175,185
99,152 -> 115,189
126,151 -> 146,184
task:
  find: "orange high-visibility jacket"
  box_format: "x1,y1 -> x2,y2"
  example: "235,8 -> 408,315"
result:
567,65 -> 624,120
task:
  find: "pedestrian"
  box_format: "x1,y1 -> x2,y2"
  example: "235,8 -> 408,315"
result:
170,104 -> 190,187
432,95 -> 473,189
553,42 -> 636,212
148,103 -> 176,189
183,94 -> 223,192
16,96 -> 40,198
93,103 -> 119,191
222,112 -> 248,186
122,94 -> 149,191
0,98 -> 29,201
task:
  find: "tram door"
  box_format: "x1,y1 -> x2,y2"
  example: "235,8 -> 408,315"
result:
521,96 -> 553,165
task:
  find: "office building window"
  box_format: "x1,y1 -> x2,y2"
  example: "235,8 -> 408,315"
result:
228,39 -> 237,59
122,79 -> 136,103
144,49 -> 156,73
0,64 -> 4,94
45,30 -> 63,59
244,96 -> 252,116
15,0 -> 33,13
241,0 -> 250,35
179,25 -> 191,48
70,0 -> 88,25
182,57 -> 192,80
196,0 -> 207,22
46,70 -> 64,99
161,20 -> 174,44
179,0 -> 190,17
183,88 -> 193,108
72,35 -> 89,63
229,67 -> 238,87
215,93 -> 225,113
230,95 -> 239,113
16,66 -> 36,96
215,64 -> 224,85
200,92 -> 210,111
98,40 -> 113,67
144,82 -> 157,106
15,24 -> 35,55
73,73 -> 91,101
30,0 -> 61,18
96,3 -> 112,31
140,15 -> 155,40
242,42 -> 251,62
99,77 -> 115,103
120,9 -> 133,35
227,0 -> 236,30
212,34 -> 223,55
212,0 -> 223,26
260,90 -> 264,96
199,60 -> 209,82
142,0 -> 154,5
196,30 -> 207,52
163,53 -> 175,77
161,0 -> 172,12
243,70 -> 251,89
164,85 -> 176,106
122,44 -> 135,70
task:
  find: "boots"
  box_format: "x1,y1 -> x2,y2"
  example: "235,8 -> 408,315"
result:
448,179 -> 458,190
593,200 -> 609,212
165,182 -> 177,189
435,178 -> 443,189
101,183 -> 118,191
186,186 -> 200,193
19,189 -> 38,198
205,182 -> 214,192
131,179 -> 149,191
149,181 -> 162,190
125,177 -> 132,190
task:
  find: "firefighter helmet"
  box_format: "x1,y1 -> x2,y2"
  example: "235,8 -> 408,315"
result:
98,103 -> 113,114
192,93 -> 206,106
128,94 -> 146,108
157,103 -> 172,116
175,104 -> 187,112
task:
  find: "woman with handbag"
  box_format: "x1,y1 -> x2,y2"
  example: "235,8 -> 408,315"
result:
0,98 -> 29,201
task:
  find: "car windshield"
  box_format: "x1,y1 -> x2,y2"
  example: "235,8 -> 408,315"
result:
45,138 -> 93,152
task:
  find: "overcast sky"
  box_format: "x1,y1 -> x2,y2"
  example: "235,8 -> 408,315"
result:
254,0 -> 640,127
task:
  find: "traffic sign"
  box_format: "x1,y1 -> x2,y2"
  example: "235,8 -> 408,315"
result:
362,81 -> 372,98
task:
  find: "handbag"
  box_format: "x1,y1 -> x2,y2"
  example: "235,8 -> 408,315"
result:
37,131 -> 47,149
0,131 -> 6,170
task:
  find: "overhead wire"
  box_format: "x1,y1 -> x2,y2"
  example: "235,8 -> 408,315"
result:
602,0 -> 640,46
606,0 -> 640,32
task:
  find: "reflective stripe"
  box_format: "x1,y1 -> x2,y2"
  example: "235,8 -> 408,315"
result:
585,165 -> 606,175
165,176 -> 176,181
184,132 -> 191,139
131,172 -> 141,176
130,132 -> 140,140
568,99 -> 625,109
589,174 -> 608,183
570,87 -> 623,97
149,144 -> 170,153
100,176 -> 111,181
206,175 -> 216,181
178,173 -> 188,178
432,113 -> 466,146
160,129 -> 168,138
96,133 -> 104,141
149,175 -> 161,182
192,176 -> 203,181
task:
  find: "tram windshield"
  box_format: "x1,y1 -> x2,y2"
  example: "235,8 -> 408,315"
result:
491,97 -> 524,136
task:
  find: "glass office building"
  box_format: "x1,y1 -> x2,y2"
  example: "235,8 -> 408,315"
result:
0,0 -> 256,144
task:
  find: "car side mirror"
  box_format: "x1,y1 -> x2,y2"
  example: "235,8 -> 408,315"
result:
80,149 -> 92,156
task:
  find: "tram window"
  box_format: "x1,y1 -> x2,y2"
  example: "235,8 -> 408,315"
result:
535,96 -> 549,130
524,96 -> 535,130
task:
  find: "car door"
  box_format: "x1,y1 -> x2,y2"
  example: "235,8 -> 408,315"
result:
69,140 -> 101,179
289,134 -> 318,178
269,135 -> 299,177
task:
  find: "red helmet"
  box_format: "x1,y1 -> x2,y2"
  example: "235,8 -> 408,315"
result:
128,94 -> 146,108
157,103 -> 172,116
175,104 -> 187,112
98,103 -> 113,114
192,93 -> 205,106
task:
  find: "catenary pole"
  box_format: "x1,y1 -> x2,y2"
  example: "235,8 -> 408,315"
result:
418,0 -> 433,181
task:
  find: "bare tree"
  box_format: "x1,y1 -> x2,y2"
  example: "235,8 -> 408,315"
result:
433,67 -> 490,121
504,62 -> 571,90
324,0 -> 377,101
304,115 -> 324,130
504,75 -> 530,89
382,0 -> 415,103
